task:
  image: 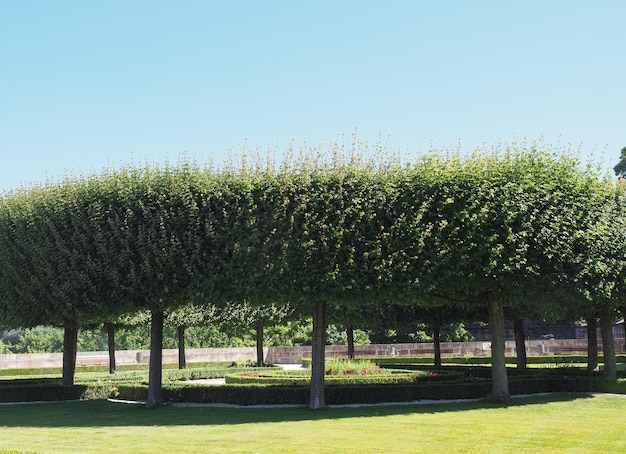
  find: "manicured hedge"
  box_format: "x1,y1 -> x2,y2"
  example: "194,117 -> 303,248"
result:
165,377 -> 626,405
0,383 -> 112,403
2,375 -> 625,405
224,368 -> 463,385
163,384 -> 309,405
0,361 -> 260,378
357,355 -> 626,366
0,365 -> 272,385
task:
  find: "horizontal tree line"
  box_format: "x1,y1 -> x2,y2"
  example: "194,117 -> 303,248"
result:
0,141 -> 623,408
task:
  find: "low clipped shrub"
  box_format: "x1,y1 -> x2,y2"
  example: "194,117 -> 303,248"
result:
328,354 -> 626,367
225,361 -> 463,386
0,363 -> 275,403
0,382 -> 112,403
163,384 -> 309,405
0,360 -> 262,378
159,380 -> 496,405
115,383 -> 149,402
3,363 -> 626,406
164,365 -> 275,383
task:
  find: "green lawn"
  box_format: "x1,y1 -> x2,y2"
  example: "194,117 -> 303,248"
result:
0,394 -> 624,453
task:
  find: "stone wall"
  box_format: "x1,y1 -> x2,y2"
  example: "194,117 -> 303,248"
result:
1,338 -> 623,369
265,339 -> 623,363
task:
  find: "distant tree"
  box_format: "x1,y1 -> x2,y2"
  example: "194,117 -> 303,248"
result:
98,311 -> 150,374
218,301 -> 296,366
166,304 -> 219,369
329,302 -> 384,359
7,326 -> 64,354
613,146 -> 626,178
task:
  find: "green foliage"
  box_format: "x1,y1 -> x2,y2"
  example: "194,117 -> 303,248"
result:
163,324 -> 237,349
613,146 -> 626,178
0,318 -> 370,353
262,319 -> 313,346
224,363 -> 462,386
134,371 -> 626,405
0,139 -> 622,403
1,141 -> 617,320
0,360 -> 265,378
2,326 -> 64,353
323,359 -> 385,376
0,322 -> 262,353
0,382 -> 112,403
326,325 -> 371,345
1,361 -> 625,406
441,323 -> 475,342
368,327 -> 433,344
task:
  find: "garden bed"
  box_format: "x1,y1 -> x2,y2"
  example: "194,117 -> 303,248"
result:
224,367 -> 462,386
2,359 -> 626,406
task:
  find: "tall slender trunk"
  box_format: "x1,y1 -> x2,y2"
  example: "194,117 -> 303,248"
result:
146,309 -> 164,409
487,289 -> 510,402
346,325 -> 355,360
310,301 -> 327,410
619,306 -> 626,353
62,319 -> 79,386
433,324 -> 442,367
599,303 -> 617,380
513,319 -> 527,370
256,324 -> 264,366
107,322 -> 116,374
178,325 -> 187,370
586,315 -> 599,373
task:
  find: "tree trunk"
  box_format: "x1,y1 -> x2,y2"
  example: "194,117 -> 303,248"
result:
178,325 -> 187,370
347,325 -> 355,360
586,315 -> 599,373
107,322 -> 116,375
62,320 -> 79,386
599,303 -> 617,380
487,289 -> 510,402
146,309 -> 164,409
619,306 -> 626,353
310,301 -> 327,410
433,324 -> 442,367
513,319 -> 527,370
256,324 -> 264,366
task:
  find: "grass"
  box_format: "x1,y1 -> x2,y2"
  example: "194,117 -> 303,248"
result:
0,394 -> 625,453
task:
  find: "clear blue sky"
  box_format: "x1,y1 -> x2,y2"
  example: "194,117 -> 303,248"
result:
1,0 -> 624,192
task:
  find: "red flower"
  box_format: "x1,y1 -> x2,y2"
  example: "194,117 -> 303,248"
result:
242,372 -> 259,378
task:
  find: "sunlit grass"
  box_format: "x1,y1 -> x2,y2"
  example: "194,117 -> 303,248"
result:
0,394 -> 624,453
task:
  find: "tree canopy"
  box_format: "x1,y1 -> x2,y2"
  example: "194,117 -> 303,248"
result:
0,141 -> 621,405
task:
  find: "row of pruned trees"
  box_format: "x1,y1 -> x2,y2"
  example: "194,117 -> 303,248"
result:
0,142 -> 623,408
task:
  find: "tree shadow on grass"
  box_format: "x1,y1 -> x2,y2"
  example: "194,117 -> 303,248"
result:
0,393 -> 602,429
